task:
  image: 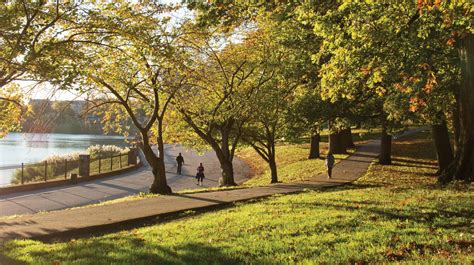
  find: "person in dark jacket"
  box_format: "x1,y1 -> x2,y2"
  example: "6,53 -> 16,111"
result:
325,152 -> 335,178
176,153 -> 184,174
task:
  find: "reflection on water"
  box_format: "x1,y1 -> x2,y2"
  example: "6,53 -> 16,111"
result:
0,133 -> 127,186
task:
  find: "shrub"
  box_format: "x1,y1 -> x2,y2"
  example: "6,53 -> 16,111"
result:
87,145 -> 129,159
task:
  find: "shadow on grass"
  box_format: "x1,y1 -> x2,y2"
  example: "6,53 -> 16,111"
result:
3,241 -> 261,265
0,253 -> 26,265
391,158 -> 438,167
293,193 -> 473,231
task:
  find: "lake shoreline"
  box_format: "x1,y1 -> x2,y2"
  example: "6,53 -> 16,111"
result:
0,133 -> 128,186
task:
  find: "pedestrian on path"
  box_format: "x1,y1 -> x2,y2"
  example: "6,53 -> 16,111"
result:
176,153 -> 184,174
325,152 -> 335,178
196,163 -> 205,186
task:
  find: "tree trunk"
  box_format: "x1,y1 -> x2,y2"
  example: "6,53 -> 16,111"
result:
452,92 -> 461,153
308,133 -> 320,159
341,128 -> 355,148
329,132 -> 347,154
141,133 -> 171,195
218,158 -> 236,186
379,128 -> 392,165
269,153 -> 278,183
216,128 -> 237,186
431,120 -> 453,174
440,34 -> 474,183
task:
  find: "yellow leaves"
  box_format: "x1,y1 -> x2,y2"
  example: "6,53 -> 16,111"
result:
0,84 -> 25,137
375,86 -> 386,96
372,69 -> 384,84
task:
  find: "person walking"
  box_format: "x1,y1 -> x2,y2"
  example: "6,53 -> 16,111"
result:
196,162 -> 205,186
176,153 -> 184,174
325,152 -> 335,178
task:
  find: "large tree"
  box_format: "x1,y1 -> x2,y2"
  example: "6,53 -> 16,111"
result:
75,3 -> 182,194
174,25 -> 274,186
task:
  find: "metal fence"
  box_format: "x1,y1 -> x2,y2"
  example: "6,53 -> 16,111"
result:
89,152 -> 130,175
0,151 -> 135,188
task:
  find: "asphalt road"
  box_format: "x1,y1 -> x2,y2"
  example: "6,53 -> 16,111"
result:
0,144 -> 251,217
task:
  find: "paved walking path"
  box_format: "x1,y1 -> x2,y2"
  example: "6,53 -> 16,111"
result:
0,140 -> 379,241
0,144 -> 250,217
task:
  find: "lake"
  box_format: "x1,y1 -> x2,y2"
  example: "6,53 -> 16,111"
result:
0,133 -> 127,186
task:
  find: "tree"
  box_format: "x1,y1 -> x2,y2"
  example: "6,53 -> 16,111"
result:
75,3 -> 182,194
174,25 -> 274,186
0,1 -> 84,133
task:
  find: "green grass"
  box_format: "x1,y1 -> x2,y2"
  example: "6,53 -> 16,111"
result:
239,143 -> 351,186
2,131 -> 472,264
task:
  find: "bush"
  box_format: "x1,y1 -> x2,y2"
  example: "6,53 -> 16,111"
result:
87,145 -> 129,159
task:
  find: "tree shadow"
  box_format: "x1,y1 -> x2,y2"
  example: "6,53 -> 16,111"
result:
391,158 -> 438,167
3,239 -> 269,265
292,198 -> 473,231
0,253 -> 26,265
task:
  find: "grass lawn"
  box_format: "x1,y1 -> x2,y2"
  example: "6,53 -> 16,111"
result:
239,143 -> 351,186
1,131 -> 472,264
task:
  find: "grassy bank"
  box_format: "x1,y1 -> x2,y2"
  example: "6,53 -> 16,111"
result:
1,132 -> 472,264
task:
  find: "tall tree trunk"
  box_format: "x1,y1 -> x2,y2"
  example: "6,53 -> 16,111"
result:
379,127 -> 392,165
440,34 -> 474,183
452,92 -> 461,153
329,131 -> 347,154
341,128 -> 355,148
308,133 -> 320,159
141,133 -> 171,194
432,119 -> 454,174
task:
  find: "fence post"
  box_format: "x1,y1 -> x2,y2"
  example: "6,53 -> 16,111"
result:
120,153 -> 123,168
64,159 -> 68,179
21,163 -> 24,184
98,155 -> 101,173
110,155 -> 113,171
44,161 -> 48,182
128,148 -> 138,165
79,154 -> 91,178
